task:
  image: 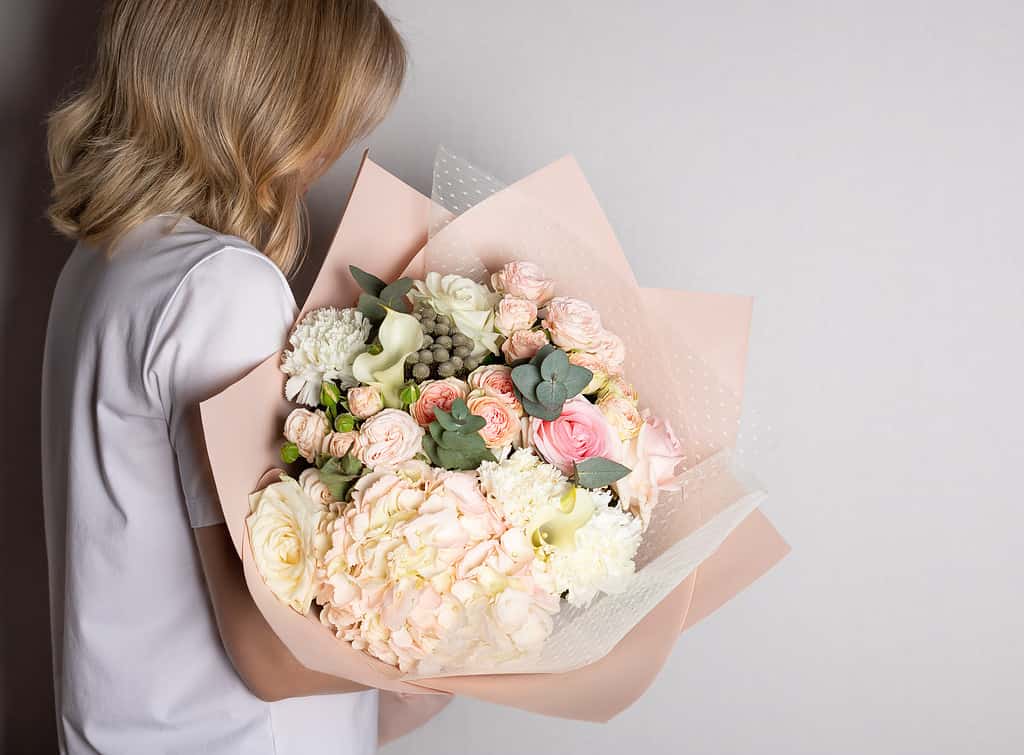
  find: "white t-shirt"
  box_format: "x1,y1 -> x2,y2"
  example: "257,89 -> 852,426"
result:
41,215 -> 378,754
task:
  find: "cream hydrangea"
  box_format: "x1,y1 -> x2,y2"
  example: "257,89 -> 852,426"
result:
543,494 -> 642,608
281,307 -> 371,406
413,272 -> 500,357
316,461 -> 560,675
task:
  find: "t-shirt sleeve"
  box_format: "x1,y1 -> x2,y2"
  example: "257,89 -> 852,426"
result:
149,246 -> 297,528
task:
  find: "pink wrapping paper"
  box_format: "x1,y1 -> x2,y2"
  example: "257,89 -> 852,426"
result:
200,153 -> 788,742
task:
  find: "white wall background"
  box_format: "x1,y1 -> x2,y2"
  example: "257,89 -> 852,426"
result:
303,2 -> 1024,754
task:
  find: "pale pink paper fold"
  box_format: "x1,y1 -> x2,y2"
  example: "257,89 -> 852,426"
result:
200,154 -> 788,743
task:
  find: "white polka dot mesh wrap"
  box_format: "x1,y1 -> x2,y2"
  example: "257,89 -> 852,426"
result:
399,147 -> 767,678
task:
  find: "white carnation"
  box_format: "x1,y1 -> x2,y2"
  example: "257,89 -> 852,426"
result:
545,497 -> 642,608
281,307 -> 371,406
477,449 -> 571,528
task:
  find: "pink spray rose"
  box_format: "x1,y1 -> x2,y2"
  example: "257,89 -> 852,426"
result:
466,390 -> 522,448
501,329 -> 549,362
283,408 -> 330,462
597,393 -> 644,441
321,430 -> 357,458
494,296 -> 539,336
467,364 -> 522,412
355,409 -> 424,469
591,330 -> 626,372
408,377 -> 469,426
347,385 -> 384,419
490,261 -> 555,305
528,396 -> 621,475
614,413 -> 685,528
542,297 -> 606,353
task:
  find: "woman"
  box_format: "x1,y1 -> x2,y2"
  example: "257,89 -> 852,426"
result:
40,2 -> 405,752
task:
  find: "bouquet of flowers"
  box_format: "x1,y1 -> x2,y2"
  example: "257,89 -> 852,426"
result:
201,148 -> 788,740
255,256 -> 682,676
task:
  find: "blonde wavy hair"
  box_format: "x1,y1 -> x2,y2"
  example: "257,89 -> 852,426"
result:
47,0 -> 406,276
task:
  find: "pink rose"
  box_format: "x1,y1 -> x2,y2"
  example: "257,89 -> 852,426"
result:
466,390 -> 522,448
467,364 -> 522,413
591,330 -> 626,372
614,413 -> 684,528
596,393 -> 644,441
501,329 -> 549,362
494,296 -> 538,336
283,408 -> 330,462
542,297 -> 605,352
600,375 -> 638,403
409,377 -> 469,426
490,261 -> 555,304
567,351 -> 610,394
299,467 -> 335,506
528,396 -> 621,475
321,431 -> 357,458
347,386 -> 383,419
355,409 -> 425,469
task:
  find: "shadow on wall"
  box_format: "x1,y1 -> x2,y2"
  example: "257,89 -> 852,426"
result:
1,2 -> 103,750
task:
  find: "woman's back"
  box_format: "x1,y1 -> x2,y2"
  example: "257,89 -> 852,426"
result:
41,215 -> 378,754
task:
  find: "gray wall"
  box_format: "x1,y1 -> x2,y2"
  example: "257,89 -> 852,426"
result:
3,1 -> 1022,753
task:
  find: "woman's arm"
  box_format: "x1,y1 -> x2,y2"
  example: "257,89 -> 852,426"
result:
194,523 -> 368,701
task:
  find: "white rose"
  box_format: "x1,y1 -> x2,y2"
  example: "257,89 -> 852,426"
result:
414,272 -> 500,356
247,476 -> 326,614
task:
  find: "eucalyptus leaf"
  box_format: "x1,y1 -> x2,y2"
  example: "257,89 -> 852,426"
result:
561,365 -> 593,398
520,396 -> 562,421
460,414 -> 487,434
357,293 -> 387,322
379,278 -> 414,310
531,344 -> 558,366
433,407 -> 459,432
450,399 -> 470,421
539,348 -> 569,381
535,380 -> 567,409
574,457 -> 632,488
349,265 -> 386,297
511,364 -> 542,400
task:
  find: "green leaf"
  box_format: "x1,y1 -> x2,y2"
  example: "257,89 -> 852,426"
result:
535,380 -> 567,409
441,430 -> 484,451
428,421 -> 445,445
349,265 -> 387,297
511,364 -> 542,400
334,413 -> 356,432
341,452 -> 363,475
530,344 -> 558,366
574,457 -> 632,488
450,399 -> 470,421
561,365 -> 593,398
379,278 -> 414,311
400,383 -> 420,406
539,348 -> 569,381
280,442 -> 300,464
520,396 -> 563,421
433,407 -> 459,432
357,293 -> 387,322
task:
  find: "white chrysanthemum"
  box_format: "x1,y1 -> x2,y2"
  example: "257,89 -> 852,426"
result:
281,307 -> 371,406
477,449 -> 571,528
545,496 -> 642,608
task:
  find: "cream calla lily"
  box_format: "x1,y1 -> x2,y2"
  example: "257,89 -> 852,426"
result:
530,487 -> 596,552
352,308 -> 422,408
